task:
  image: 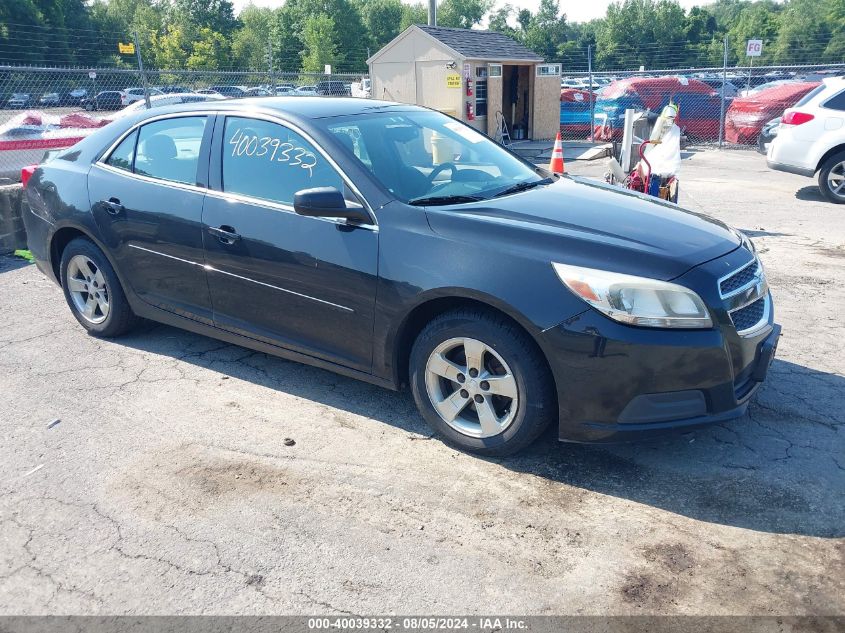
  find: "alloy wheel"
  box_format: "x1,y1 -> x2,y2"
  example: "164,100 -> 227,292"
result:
66,255 -> 110,324
827,161 -> 845,200
424,337 -> 518,438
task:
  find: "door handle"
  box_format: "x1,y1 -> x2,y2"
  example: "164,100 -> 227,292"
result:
208,225 -> 241,245
103,197 -> 124,215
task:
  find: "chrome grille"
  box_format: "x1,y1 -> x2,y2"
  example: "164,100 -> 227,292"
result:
720,258 -> 760,297
730,296 -> 766,332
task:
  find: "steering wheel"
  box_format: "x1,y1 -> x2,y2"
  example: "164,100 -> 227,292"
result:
427,162 -> 458,186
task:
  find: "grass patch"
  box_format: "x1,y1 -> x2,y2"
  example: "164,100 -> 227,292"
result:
13,249 -> 34,263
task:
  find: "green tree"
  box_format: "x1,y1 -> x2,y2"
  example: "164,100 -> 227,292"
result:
437,0 -> 493,29
400,2 -> 428,29
300,13 -> 344,72
357,0 -> 404,53
231,5 -> 274,69
186,26 -> 230,69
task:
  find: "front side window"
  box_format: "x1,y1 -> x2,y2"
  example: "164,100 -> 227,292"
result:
222,116 -> 343,206
324,110 -> 544,204
134,116 -> 207,185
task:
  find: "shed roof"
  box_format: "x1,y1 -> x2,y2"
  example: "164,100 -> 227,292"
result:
416,25 -> 543,61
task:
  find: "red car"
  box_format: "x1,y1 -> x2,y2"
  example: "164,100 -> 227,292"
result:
725,81 -> 821,144
594,76 -> 725,141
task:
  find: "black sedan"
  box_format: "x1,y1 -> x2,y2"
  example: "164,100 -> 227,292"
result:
22,98 -> 780,455
82,91 -> 123,111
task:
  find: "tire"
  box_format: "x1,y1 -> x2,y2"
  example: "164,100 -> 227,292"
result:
409,308 -> 555,456
59,237 -> 138,337
818,151 -> 845,204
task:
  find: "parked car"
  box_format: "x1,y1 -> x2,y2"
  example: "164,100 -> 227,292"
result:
315,80 -> 351,96
121,87 -> 164,106
699,78 -> 740,99
64,88 -> 88,106
6,93 -> 34,109
210,85 -> 247,98
39,93 -> 62,107
276,86 -> 297,96
559,88 -> 595,139
768,78 -> 845,203
294,85 -> 317,96
244,87 -> 273,97
22,98 -> 778,455
725,81 -> 820,144
738,79 -> 797,98
276,83 -> 296,92
114,92 -> 226,118
82,91 -> 123,111
594,76 -> 727,141
157,85 -> 192,94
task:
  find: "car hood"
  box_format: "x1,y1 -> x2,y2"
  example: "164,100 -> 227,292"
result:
424,176 -> 740,281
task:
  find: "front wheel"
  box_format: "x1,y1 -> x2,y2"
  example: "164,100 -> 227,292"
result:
59,237 -> 138,337
818,151 -> 845,204
409,309 -> 555,456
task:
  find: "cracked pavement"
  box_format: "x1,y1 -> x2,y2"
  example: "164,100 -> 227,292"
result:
0,150 -> 843,615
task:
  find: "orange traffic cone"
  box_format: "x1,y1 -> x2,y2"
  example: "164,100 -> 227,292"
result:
549,132 -> 565,174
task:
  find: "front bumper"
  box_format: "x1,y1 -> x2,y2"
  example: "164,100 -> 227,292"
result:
539,250 -> 780,443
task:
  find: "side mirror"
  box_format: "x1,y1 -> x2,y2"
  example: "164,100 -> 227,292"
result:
293,187 -> 371,224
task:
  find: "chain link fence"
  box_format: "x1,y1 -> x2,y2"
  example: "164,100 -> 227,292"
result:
559,62 -> 840,149
0,65 -> 370,183
1,56 -> 842,181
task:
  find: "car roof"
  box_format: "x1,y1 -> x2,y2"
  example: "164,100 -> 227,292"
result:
129,97 -> 423,120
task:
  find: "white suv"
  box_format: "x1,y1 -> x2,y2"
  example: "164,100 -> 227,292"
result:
120,87 -> 163,106
767,77 -> 845,203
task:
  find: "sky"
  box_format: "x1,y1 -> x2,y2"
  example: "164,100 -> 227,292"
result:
230,0 -> 718,23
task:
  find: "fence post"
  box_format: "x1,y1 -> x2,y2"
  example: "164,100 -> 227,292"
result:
588,44 -> 595,143
268,37 -> 275,90
133,31 -> 151,109
719,36 -> 728,148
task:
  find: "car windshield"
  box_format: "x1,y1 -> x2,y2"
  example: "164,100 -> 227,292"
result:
323,110 -> 546,204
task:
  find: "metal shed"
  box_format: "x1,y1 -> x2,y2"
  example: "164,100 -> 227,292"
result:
367,25 -> 561,141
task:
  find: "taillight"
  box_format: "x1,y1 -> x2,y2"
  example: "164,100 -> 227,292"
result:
782,111 -> 815,126
21,165 -> 36,189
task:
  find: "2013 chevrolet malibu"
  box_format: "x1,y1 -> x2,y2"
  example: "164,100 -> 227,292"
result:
23,98 -> 780,455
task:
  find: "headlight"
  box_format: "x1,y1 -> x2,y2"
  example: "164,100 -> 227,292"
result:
552,263 -> 713,329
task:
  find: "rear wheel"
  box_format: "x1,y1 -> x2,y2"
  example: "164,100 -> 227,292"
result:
409,309 -> 555,456
59,238 -> 137,337
818,151 -> 845,204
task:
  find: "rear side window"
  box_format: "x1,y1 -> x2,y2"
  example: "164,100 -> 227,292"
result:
134,116 -> 207,185
823,89 -> 845,111
106,130 -> 137,172
221,116 -> 343,206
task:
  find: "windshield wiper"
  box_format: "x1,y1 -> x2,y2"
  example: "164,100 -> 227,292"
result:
492,178 -> 553,198
407,194 -> 485,206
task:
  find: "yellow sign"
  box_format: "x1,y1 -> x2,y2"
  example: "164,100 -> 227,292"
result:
118,42 -> 136,54
446,73 -> 461,89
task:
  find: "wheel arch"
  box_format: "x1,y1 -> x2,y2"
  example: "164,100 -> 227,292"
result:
48,223 -> 123,291
816,144 -> 845,174
391,291 -> 556,396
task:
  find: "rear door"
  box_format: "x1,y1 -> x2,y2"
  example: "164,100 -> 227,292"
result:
201,114 -> 379,372
89,114 -> 215,323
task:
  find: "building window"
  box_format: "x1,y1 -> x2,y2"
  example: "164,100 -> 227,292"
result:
488,64 -> 502,78
475,66 -> 488,117
536,64 -> 561,77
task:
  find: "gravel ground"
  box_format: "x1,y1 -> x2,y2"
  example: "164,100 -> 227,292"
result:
0,149 -> 843,615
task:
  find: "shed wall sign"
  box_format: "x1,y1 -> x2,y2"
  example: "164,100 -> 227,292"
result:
446,73 -> 462,89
